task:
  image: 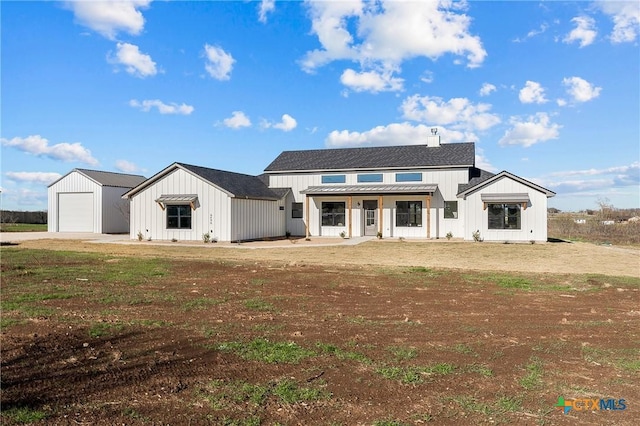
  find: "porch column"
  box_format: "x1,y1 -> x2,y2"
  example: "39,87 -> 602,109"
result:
378,195 -> 383,235
305,194 -> 310,239
347,195 -> 353,238
426,195 -> 431,239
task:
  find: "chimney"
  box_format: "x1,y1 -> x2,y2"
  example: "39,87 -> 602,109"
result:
426,128 -> 441,147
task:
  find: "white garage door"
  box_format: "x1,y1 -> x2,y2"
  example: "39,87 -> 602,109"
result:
58,193 -> 95,232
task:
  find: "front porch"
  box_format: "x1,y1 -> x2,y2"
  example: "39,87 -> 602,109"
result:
299,184 -> 438,239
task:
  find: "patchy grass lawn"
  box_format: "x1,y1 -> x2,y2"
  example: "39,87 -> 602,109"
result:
0,223 -> 47,232
1,247 -> 639,425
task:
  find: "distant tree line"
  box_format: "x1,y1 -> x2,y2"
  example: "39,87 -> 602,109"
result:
1,210 -> 48,224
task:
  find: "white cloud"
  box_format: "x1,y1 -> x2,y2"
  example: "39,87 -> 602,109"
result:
0,187 -> 48,208
562,76 -> 601,103
4,171 -> 62,185
1,135 -> 99,165
596,0 -> 640,43
540,162 -> 640,196
513,23 -> 549,42
479,83 -> 496,97
420,70 -> 434,84
108,42 -> 157,78
271,114 -> 298,132
549,162 -> 640,178
519,81 -> 548,104
475,146 -> 496,172
301,0 -> 486,89
115,160 -> 140,173
325,122 -> 474,148
401,95 -> 501,132
563,16 -> 597,47
498,113 -> 561,148
64,0 -> 151,40
340,68 -> 404,93
223,111 -> 251,129
203,44 -> 235,80
258,0 -> 275,23
129,99 -> 194,115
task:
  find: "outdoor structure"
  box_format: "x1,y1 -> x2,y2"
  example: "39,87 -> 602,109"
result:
48,169 -> 146,233
123,135 -> 555,242
122,163 -> 288,242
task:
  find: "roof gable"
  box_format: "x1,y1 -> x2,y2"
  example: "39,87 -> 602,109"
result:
457,170 -> 556,198
264,143 -> 475,172
123,163 -> 282,200
178,163 -> 280,200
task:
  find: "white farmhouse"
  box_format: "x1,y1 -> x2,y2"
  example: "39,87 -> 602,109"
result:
123,136 -> 555,242
48,169 -> 146,233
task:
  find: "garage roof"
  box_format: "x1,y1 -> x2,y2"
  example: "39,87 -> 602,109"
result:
48,169 -> 147,188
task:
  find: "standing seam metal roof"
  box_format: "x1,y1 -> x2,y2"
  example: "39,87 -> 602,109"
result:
264,143 -> 475,172
75,169 -> 147,188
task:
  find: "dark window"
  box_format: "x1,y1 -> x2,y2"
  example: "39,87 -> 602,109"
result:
291,202 -> 303,219
357,173 -> 383,183
321,175 -> 346,184
395,172 -> 422,182
488,204 -> 521,229
167,205 -> 192,229
322,202 -> 346,226
444,201 -> 458,219
396,201 -> 422,227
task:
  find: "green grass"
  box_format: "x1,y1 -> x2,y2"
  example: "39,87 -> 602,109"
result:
272,379 -> 331,404
519,356 -> 544,390
376,363 -> 455,385
183,297 -> 226,311
214,338 -> 315,364
386,345 -> 418,361
2,249 -> 169,286
202,378 -> 330,409
243,298 -> 276,312
452,343 -> 477,356
1,406 -> 48,423
315,342 -> 373,365
582,346 -> 640,372
0,223 -> 47,232
465,363 -> 493,377
88,322 -> 124,338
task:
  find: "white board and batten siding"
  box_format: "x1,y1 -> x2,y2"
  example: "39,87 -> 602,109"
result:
269,168 -> 468,239
48,172 -> 102,233
129,168 -> 232,242
230,198 -> 286,242
463,176 -> 549,242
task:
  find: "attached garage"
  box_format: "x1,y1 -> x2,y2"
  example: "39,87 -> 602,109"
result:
48,169 -> 146,234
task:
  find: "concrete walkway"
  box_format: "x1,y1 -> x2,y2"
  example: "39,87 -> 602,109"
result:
0,232 -> 375,249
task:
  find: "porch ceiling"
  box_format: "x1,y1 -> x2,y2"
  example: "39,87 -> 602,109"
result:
300,184 -> 438,195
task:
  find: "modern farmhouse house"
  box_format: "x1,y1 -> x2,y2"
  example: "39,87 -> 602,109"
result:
122,135 -> 555,242
48,169 -> 146,233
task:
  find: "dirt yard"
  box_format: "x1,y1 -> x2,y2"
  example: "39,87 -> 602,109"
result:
1,240 -> 639,425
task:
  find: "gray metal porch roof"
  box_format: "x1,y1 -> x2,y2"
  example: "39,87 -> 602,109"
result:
300,184 -> 438,195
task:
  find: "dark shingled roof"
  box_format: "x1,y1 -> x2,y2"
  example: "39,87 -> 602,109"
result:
75,169 -> 146,188
264,143 -> 475,172
457,168 -> 495,194
178,163 -> 281,200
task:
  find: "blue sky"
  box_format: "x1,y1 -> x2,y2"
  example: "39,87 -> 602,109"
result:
1,0 -> 639,212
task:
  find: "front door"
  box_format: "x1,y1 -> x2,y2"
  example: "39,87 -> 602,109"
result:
363,200 -> 378,236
